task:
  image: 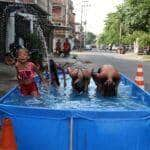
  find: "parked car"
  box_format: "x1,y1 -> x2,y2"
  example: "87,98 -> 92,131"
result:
91,44 -> 96,49
112,45 -> 119,52
85,45 -> 92,50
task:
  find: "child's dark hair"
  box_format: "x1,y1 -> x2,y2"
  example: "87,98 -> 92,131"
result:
102,81 -> 117,97
49,59 -> 60,86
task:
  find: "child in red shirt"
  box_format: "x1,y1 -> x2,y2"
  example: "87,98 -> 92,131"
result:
15,48 -> 46,97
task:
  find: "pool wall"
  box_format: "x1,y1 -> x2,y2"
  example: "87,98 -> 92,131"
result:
0,74 -> 150,150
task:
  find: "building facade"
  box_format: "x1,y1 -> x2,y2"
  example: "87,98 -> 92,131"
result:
51,0 -> 75,51
0,0 -> 76,60
74,22 -> 84,50
0,0 -> 52,61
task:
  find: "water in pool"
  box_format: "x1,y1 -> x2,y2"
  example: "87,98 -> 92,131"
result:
1,75 -> 149,111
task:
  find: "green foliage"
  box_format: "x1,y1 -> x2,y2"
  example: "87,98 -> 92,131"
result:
85,32 -> 96,44
138,33 -> 150,48
24,32 -> 44,51
121,34 -> 134,45
121,31 -> 150,48
97,0 -> 150,48
123,0 -> 150,33
97,12 -> 120,45
121,31 -> 145,44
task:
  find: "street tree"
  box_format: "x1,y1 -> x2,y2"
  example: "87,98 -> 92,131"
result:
97,0 -> 150,49
85,32 -> 96,45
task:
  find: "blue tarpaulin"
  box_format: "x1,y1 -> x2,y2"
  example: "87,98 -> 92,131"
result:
0,74 -> 150,150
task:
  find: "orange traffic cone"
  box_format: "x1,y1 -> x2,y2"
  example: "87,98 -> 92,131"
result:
135,64 -> 144,89
0,118 -> 17,150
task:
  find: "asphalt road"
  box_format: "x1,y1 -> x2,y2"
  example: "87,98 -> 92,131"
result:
74,51 -> 150,92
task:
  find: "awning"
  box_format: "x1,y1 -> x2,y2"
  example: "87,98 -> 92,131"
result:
48,25 -> 72,31
1,2 -> 50,16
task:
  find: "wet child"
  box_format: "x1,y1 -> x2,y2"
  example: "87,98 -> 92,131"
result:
67,67 -> 91,93
92,65 -> 120,97
15,48 -> 46,97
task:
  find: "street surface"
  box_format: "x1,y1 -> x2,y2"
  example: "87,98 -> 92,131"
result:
72,50 -> 150,92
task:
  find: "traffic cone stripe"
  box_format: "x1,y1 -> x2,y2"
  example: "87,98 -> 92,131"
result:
135,76 -> 144,81
140,85 -> 144,89
137,68 -> 143,72
135,64 -> 144,89
137,64 -> 143,67
137,85 -> 144,89
136,72 -> 144,76
135,80 -> 144,85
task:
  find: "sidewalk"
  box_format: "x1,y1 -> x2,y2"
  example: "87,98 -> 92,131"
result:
0,63 -> 17,96
51,55 -> 97,69
117,52 -> 150,62
71,51 -> 150,62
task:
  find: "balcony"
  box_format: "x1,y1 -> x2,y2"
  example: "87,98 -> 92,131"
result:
0,0 -> 35,4
54,29 -> 66,37
51,0 -> 65,6
52,15 -> 63,22
0,0 -> 49,14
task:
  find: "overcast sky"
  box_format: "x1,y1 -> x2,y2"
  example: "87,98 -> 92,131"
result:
72,0 -> 124,35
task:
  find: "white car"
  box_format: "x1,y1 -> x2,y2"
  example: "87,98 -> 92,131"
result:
85,45 -> 92,50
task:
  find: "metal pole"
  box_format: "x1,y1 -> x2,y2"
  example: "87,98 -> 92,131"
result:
81,0 -> 89,49
69,117 -> 74,150
81,1 -> 83,31
80,0 -> 83,49
65,0 -> 69,38
119,23 -> 122,45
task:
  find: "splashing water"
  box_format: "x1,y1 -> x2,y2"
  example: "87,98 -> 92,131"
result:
36,25 -> 51,77
4,2 -> 51,75
1,76 -> 150,111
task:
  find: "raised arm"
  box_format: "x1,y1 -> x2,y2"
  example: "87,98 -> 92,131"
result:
33,63 -> 47,84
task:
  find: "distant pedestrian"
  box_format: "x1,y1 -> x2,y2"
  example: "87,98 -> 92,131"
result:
63,38 -> 71,56
55,39 -> 62,56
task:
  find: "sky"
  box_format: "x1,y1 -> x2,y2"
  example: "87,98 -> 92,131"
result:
72,0 -> 124,35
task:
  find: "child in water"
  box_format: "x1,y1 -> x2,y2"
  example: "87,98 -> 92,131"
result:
92,65 -> 120,97
15,48 -> 46,97
67,67 -> 91,93
48,59 -> 66,87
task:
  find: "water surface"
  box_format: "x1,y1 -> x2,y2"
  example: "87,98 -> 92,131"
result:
1,76 -> 149,111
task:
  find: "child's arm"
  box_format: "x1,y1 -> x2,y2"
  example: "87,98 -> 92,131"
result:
33,63 -> 47,84
15,63 -> 21,81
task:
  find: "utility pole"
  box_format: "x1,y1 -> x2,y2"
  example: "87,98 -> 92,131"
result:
80,0 -> 83,32
65,0 -> 69,38
119,23 -> 122,45
80,0 -> 90,48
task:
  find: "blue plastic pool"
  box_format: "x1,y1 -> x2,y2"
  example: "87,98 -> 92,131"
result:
0,74 -> 150,150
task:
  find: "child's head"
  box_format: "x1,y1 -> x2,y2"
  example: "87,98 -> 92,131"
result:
17,48 -> 29,63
